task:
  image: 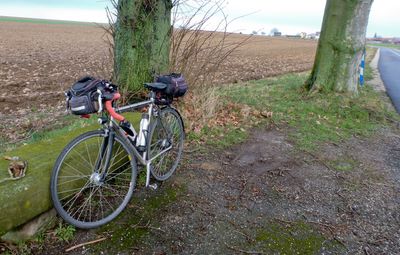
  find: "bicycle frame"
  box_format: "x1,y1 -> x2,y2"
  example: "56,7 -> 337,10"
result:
101,95 -> 172,188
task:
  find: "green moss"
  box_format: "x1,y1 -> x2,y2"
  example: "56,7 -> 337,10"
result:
114,0 -> 171,97
94,185 -> 183,252
253,221 -> 342,254
0,113 -> 141,235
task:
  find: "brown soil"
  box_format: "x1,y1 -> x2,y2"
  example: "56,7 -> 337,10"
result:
0,21 -> 316,145
0,22 -> 316,113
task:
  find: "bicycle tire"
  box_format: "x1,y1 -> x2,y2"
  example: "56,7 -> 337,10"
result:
148,107 -> 185,181
51,130 -> 137,229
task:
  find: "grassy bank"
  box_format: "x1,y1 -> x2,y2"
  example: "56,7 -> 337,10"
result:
216,72 -> 398,151
368,43 -> 400,50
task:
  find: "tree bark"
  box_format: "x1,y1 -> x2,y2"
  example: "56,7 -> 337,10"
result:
114,0 -> 172,98
305,0 -> 374,94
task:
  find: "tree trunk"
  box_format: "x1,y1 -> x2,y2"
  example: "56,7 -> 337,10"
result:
114,0 -> 172,98
305,0 -> 374,94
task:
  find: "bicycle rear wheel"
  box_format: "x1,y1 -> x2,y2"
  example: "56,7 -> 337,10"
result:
148,107 -> 184,181
51,130 -> 137,229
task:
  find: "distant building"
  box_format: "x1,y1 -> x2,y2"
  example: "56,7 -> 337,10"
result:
306,33 -> 316,39
367,37 -> 399,44
286,35 -> 301,38
273,32 -> 282,37
306,32 -> 320,40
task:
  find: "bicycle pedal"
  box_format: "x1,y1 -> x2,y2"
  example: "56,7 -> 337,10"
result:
148,183 -> 158,190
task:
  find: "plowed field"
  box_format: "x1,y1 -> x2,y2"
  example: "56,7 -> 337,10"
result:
0,20 -> 317,144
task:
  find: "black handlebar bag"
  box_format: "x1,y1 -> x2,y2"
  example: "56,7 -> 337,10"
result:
66,76 -> 103,115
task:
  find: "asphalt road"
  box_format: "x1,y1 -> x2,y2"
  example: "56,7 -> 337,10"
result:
378,47 -> 400,113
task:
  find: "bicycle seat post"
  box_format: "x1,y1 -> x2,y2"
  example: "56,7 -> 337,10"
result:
149,91 -> 156,101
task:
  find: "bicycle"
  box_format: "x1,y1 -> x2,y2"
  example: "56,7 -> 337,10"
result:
50,81 -> 185,229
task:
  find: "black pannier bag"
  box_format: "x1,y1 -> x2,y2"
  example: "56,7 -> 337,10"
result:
156,73 -> 188,98
66,76 -> 103,115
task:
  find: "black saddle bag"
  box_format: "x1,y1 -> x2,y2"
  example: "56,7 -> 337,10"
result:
156,73 -> 188,98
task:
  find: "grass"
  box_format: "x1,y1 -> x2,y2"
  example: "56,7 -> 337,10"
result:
54,223 -> 76,242
328,157 -> 359,171
0,16 -> 101,26
187,124 -> 248,149
368,43 -> 400,50
222,73 -> 398,151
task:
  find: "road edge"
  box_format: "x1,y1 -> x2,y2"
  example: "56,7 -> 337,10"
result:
369,48 -> 386,92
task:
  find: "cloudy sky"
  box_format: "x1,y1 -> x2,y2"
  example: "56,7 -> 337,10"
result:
0,0 -> 398,37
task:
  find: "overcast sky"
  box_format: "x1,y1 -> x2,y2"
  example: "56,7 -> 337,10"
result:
0,0 -> 398,37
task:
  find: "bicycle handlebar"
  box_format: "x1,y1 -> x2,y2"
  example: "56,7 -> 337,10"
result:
105,93 -> 125,122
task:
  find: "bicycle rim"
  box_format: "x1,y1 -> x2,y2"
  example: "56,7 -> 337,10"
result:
51,130 -> 136,229
148,108 -> 184,181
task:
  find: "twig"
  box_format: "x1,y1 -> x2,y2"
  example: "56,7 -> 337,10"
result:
136,220 -> 166,233
306,220 -> 336,232
275,218 -> 337,234
224,242 -> 266,254
233,229 -> 256,244
302,150 -> 345,179
363,245 -> 371,255
333,236 -> 347,249
238,177 -> 249,199
304,150 -> 335,172
227,219 -> 256,243
274,218 -> 295,226
186,147 -> 201,153
65,237 -> 107,252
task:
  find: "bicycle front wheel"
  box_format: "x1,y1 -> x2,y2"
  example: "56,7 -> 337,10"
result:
148,107 -> 185,181
51,130 -> 137,229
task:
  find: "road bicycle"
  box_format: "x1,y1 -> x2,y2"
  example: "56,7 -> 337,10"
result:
50,82 -> 185,229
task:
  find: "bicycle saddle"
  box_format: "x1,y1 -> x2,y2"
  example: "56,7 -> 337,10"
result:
144,82 -> 167,91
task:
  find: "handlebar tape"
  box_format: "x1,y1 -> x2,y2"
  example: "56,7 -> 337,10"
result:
105,93 -> 125,122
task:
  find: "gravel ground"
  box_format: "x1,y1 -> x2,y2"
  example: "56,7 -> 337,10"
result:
127,126 -> 399,254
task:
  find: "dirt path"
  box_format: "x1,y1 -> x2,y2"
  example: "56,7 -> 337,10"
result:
22,125 -> 400,255
125,126 -> 400,254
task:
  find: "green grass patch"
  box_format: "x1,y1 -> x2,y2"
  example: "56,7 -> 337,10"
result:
328,157 -> 359,172
223,73 -> 398,151
364,63 -> 374,81
368,43 -> 400,50
187,124 -> 248,149
54,223 -> 76,242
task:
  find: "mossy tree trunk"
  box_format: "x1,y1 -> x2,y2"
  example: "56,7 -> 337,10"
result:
114,0 -> 172,98
305,0 -> 374,94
